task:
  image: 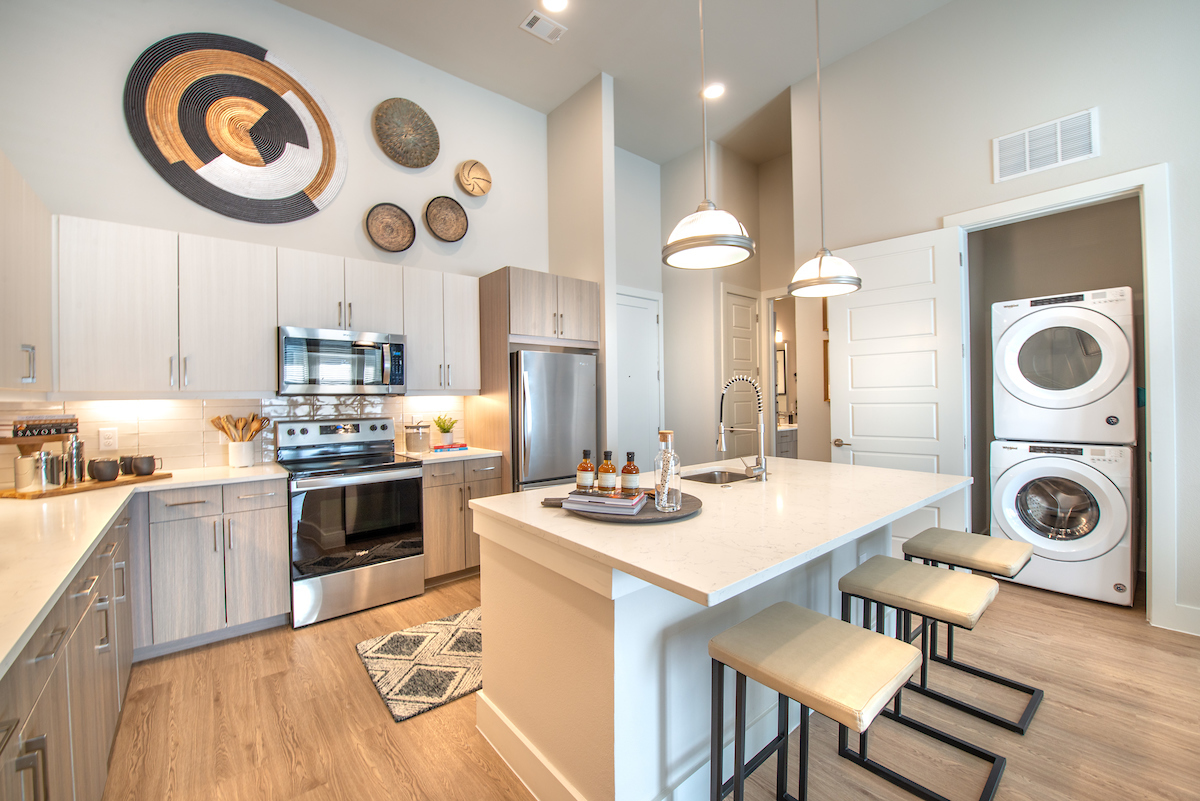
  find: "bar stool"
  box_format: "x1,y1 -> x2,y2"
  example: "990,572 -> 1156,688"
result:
709,601 -> 1005,801
839,553 -> 1043,735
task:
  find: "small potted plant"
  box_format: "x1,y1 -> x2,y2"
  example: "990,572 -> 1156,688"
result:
434,414 -> 457,446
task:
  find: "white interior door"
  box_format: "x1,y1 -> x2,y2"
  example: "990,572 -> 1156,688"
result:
615,291 -> 662,465
722,287 -> 760,459
827,227 -> 970,552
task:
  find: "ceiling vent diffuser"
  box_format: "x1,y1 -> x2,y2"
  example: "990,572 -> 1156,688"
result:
519,11 -> 567,44
992,108 -> 1099,183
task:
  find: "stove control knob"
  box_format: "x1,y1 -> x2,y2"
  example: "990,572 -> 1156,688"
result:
300,427 -> 309,435
381,424 -> 388,431
370,424 -> 378,431
287,428 -> 296,436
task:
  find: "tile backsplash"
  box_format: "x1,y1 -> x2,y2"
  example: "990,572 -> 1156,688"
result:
0,396 -> 467,488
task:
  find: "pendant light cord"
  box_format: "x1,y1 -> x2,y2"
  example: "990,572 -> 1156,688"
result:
815,0 -> 826,253
699,0 -> 710,204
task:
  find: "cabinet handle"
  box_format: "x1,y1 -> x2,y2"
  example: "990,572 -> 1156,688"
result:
559,312 -> 564,336
169,355 -> 176,387
439,364 -> 444,387
99,542 -> 117,559
96,597 -> 111,650
228,518 -> 234,550
459,486 -> 464,512
33,627 -> 67,663
22,734 -> 48,801
213,519 -> 218,552
14,746 -> 44,801
112,522 -> 129,530
472,466 -> 496,473
236,491 -> 276,499
553,313 -> 557,335
166,499 -> 209,507
115,561 -> 128,602
183,356 -> 189,387
338,301 -> 343,328
72,575 -> 99,598
348,302 -> 353,328
20,344 -> 35,384
431,471 -> 455,478
447,363 -> 452,388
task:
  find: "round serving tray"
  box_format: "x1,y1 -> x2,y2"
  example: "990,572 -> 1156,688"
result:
365,202 -> 415,252
564,492 -> 702,524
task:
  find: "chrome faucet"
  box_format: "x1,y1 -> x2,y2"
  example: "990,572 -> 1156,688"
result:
717,375 -> 766,481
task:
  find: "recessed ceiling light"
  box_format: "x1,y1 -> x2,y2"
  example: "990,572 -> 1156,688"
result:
543,0 -> 568,12
702,83 -> 725,99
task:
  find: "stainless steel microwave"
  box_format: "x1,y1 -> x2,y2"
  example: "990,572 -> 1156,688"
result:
278,327 -> 405,395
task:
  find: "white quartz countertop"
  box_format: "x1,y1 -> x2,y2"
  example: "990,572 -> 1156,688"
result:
470,457 -> 970,607
404,447 -> 502,463
0,463 -> 288,677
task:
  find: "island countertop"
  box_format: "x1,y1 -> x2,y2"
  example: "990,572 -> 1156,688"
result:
470,456 -> 971,607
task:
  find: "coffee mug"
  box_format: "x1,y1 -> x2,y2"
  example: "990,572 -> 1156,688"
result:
119,455 -> 136,475
89,458 -> 120,482
132,455 -> 163,476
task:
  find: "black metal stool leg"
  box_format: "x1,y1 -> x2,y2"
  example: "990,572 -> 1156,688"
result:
797,705 -> 809,801
733,672 -> 747,801
711,659 -> 724,801
775,694 -> 789,801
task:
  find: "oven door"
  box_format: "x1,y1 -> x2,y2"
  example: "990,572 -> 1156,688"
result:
278,326 -> 397,395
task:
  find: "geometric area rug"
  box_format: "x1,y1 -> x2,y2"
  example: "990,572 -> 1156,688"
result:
356,607 -> 483,722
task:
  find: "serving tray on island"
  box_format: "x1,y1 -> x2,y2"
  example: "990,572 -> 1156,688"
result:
1,472 -> 173,500
562,491 -> 702,524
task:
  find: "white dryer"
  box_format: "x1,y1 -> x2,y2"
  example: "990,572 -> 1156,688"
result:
992,286 -> 1135,444
990,440 -> 1135,606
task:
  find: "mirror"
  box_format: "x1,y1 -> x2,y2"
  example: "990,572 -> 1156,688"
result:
775,347 -> 787,396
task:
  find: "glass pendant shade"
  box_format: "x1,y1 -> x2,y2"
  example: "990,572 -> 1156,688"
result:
662,202 -> 756,269
788,250 -> 862,297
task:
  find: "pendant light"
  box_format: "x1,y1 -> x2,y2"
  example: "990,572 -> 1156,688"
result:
661,0 -> 756,270
788,0 -> 861,298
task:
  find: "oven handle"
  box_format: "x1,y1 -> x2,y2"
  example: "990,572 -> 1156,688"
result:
290,467 -> 423,492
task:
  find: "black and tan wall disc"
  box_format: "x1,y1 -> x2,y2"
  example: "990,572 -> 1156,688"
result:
123,32 -> 347,223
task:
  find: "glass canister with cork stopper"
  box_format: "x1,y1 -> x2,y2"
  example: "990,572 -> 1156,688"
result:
654,431 -> 681,512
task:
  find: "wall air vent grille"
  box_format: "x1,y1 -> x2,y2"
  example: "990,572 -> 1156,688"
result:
519,10 -> 568,44
992,108 -> 1099,183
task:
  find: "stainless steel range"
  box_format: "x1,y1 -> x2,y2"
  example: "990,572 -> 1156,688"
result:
277,417 -> 424,627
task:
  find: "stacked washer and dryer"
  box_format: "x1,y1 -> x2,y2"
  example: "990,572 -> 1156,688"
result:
990,287 -> 1138,606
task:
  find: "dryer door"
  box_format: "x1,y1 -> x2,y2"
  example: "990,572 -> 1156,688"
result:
995,306 -> 1131,410
992,456 -> 1128,562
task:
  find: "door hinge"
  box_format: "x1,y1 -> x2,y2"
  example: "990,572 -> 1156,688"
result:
657,370 -> 660,380
756,313 -> 759,322
656,314 -> 659,324
962,344 -> 966,357
959,252 -> 963,266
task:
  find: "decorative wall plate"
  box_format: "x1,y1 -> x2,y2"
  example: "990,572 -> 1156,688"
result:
365,203 -> 415,252
425,196 -> 468,242
456,160 -> 492,196
373,98 -> 439,168
123,33 -> 347,224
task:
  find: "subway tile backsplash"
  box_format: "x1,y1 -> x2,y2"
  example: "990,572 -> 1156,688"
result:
0,396 -> 468,487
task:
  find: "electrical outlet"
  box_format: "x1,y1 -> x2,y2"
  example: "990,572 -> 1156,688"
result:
99,427 -> 118,452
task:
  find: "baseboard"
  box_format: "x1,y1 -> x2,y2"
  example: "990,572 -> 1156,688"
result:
425,566 -> 480,589
475,690 -> 590,801
132,613 -> 290,662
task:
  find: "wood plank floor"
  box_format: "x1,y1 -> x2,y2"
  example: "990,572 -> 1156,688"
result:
102,576 -> 1200,801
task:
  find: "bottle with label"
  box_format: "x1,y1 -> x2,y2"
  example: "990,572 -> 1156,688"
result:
654,431 -> 681,512
576,449 -> 595,492
621,452 -> 640,496
597,450 -> 618,492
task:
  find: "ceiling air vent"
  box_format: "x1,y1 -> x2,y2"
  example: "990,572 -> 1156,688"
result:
519,11 -> 567,44
992,108 -> 1099,183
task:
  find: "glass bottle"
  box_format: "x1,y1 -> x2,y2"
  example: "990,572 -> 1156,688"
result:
597,450 -> 618,492
620,452 -> 640,496
654,431 -> 681,512
576,449 -> 595,492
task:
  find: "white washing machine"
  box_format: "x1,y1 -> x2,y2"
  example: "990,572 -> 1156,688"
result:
990,440 -> 1136,606
993,286 -> 1135,444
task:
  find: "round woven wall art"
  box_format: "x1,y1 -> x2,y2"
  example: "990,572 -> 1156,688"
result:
374,98 -> 439,168
425,196 -> 468,242
365,203 -> 415,252
456,160 -> 492,196
123,33 -> 347,224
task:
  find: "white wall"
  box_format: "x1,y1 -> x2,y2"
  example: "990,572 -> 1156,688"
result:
615,147 -> 662,294
0,0 -> 548,276
789,0 -> 1199,621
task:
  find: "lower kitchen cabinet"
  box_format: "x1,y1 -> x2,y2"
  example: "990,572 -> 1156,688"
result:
67,566 -> 120,801
224,506 -> 290,628
464,475 -> 503,568
112,541 -> 134,709
15,655 -> 72,801
150,516 -> 227,643
423,457 -> 502,578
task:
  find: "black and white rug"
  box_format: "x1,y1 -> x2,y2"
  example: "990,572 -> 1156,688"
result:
356,607 -> 483,722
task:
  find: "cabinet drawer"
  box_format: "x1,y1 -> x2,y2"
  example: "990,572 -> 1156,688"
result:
149,486 -> 224,523
423,461 -> 464,488
4,588 -> 70,727
222,479 -> 287,514
463,457 -> 501,482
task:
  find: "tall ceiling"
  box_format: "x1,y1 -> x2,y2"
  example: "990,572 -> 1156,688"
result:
278,0 -> 951,165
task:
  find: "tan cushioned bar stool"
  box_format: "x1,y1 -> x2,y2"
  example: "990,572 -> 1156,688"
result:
903,527 -> 1033,578
839,554 -> 1043,736
708,602 -> 1004,801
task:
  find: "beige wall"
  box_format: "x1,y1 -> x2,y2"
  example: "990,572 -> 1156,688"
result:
615,147 -> 662,294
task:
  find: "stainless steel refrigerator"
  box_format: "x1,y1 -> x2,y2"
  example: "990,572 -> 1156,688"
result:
512,350 -> 597,491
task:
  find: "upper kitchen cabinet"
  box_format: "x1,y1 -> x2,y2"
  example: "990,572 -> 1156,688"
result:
278,251 -> 405,334
178,234 -> 277,392
403,266 -> 480,393
0,150 -> 52,391
507,266 -> 599,344
344,258 -> 404,334
58,216 -> 179,392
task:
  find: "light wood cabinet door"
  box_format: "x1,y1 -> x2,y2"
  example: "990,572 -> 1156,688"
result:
113,541 -> 134,708
403,266 -> 445,390
464,476 -> 504,568
345,258 -> 404,334
0,150 -> 51,391
150,516 -> 227,643
67,590 -> 118,801
443,272 -> 480,392
58,216 -> 179,392
179,234 -> 277,392
18,654 -> 73,801
423,483 -> 466,577
0,715 -> 22,801
557,275 -> 600,342
508,267 -> 557,338
223,506 -> 290,628
277,247 -> 344,330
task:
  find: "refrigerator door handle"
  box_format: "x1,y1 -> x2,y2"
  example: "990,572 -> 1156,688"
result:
521,370 -> 532,480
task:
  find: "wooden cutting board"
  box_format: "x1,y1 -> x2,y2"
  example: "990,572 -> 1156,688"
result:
1,472 -> 173,500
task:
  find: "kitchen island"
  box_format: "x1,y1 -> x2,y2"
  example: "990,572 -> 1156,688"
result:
468,457 -> 970,801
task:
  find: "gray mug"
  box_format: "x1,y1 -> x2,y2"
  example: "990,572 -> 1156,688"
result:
132,455 -> 163,476
89,458 -> 120,482
119,455 -> 136,475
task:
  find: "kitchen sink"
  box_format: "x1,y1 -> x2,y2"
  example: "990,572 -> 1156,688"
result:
682,469 -> 755,484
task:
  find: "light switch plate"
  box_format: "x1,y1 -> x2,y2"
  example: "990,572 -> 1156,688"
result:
99,427 -> 118,452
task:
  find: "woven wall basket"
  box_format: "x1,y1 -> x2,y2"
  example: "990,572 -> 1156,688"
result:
374,98 -> 440,168
123,32 -> 348,224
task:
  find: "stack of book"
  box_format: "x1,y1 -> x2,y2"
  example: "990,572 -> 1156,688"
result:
431,442 -> 468,452
562,490 -> 647,516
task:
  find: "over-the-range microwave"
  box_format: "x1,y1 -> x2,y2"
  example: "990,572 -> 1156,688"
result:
278,326 -> 405,395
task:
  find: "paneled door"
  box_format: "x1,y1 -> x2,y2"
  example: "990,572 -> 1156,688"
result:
345,257 -> 404,333
827,227 -> 969,551
721,287 -> 760,459
616,291 -> 663,464
277,248 -> 344,330
403,266 -> 445,390
443,272 -> 480,392
179,234 -> 277,392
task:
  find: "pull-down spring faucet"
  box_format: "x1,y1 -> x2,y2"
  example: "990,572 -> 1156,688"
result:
718,375 -> 766,481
